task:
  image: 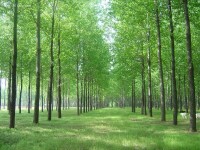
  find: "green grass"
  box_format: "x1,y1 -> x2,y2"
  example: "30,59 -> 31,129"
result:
0,108 -> 200,150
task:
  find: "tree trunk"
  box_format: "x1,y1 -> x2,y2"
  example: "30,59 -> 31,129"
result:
10,0 -> 18,128
68,80 -> 70,109
178,74 -> 183,111
33,0 -> 41,124
183,75 -> 188,112
90,80 -> 93,111
48,0 -> 57,121
87,78 -> 90,111
28,71 -> 31,113
80,79 -> 83,114
7,54 -> 12,112
141,60 -> 145,115
76,50 -> 80,115
155,0 -> 166,121
4,80 -> 6,109
167,0 -> 177,125
132,79 -> 136,113
41,76 -> 44,112
18,66 -> 23,114
141,46 -> 146,115
83,78 -> 86,113
52,84 -> 54,111
147,25 -> 152,117
57,24 -> 62,118
183,0 -> 196,132
85,78 -> 88,112
62,83 -> 65,110
170,71 -> 173,110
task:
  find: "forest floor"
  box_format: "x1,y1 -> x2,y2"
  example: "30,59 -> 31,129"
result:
0,107 -> 200,150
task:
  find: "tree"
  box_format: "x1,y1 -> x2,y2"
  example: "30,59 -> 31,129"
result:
131,79 -> 136,112
154,0 -> 166,121
33,0 -> 41,124
18,55 -> 23,114
147,15 -> 152,117
48,0 -> 57,121
167,0 -> 178,125
57,22 -> 62,118
10,0 -> 18,128
183,0 -> 196,132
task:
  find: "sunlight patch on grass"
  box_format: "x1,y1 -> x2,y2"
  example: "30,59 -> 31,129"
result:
32,127 -> 53,132
163,136 -> 183,148
81,135 -> 95,140
159,129 -> 179,134
121,139 -> 132,147
92,124 -> 112,133
103,116 -> 121,119
0,127 -> 7,130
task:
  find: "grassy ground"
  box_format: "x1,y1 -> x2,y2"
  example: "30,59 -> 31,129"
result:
0,108 -> 200,150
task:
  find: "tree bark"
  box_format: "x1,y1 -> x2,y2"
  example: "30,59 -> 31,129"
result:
131,79 -> 136,113
7,54 -> 12,112
183,0 -> 196,132
83,78 -> 86,113
10,0 -> 18,128
87,77 -> 90,111
28,71 -> 31,113
90,80 -> 93,111
68,80 -> 70,109
155,0 -> 166,121
178,74 -> 183,111
57,23 -> 62,118
4,80 -> 6,109
141,53 -> 146,115
62,84 -> 65,110
167,0 -> 178,125
76,50 -> 80,115
183,75 -> 188,112
33,0 -> 41,124
147,25 -> 152,117
85,77 -> 88,112
18,63 -> 23,114
80,79 -> 83,113
48,0 -> 57,121
41,76 -> 44,112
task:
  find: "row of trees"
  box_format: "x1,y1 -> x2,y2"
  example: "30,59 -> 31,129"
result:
0,0 -> 111,128
109,0 -> 199,132
0,0 -> 199,133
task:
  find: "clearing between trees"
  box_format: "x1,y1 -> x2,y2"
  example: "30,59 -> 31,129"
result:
0,108 -> 200,150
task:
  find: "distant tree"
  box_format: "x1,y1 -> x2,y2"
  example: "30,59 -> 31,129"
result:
131,79 -> 136,113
